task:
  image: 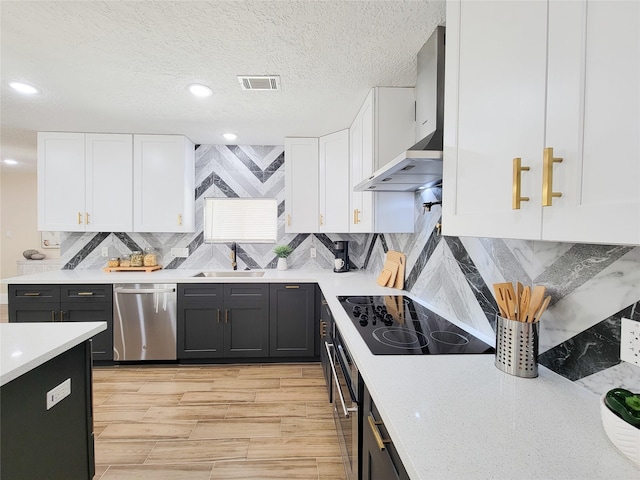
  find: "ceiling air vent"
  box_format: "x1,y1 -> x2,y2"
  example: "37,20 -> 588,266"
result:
237,76 -> 280,91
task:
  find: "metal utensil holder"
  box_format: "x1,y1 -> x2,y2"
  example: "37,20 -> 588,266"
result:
495,315 -> 538,378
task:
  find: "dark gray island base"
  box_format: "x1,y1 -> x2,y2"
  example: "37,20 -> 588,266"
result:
1,335 -> 97,479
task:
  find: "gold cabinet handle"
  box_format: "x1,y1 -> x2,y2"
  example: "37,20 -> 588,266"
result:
367,414 -> 391,451
78,212 -> 83,224
60,311 -> 65,322
542,147 -> 563,206
24,292 -> 41,296
225,309 -> 229,323
512,157 -> 530,210
287,214 -> 291,226
319,214 -> 323,226
85,212 -> 90,224
77,291 -> 95,296
178,213 -> 182,226
320,321 -> 327,337
354,209 -> 361,224
217,309 -> 220,324
51,310 -> 56,322
285,285 -> 300,289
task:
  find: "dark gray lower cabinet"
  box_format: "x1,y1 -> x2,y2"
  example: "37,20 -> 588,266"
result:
269,283 -> 315,357
224,283 -> 270,357
1,341 -> 94,479
361,383 -> 410,480
8,284 -> 114,362
177,284 -> 224,358
178,283 -> 269,359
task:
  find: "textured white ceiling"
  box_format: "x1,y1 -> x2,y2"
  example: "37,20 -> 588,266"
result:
0,0 -> 445,171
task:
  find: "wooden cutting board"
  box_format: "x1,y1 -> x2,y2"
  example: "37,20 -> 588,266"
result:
386,251 -> 406,289
377,260 -> 399,287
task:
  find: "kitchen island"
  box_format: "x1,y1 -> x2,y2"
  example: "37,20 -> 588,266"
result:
2,269 -> 638,478
0,321 -> 106,479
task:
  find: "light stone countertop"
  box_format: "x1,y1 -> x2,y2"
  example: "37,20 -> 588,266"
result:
0,322 -> 107,386
2,268 -> 638,478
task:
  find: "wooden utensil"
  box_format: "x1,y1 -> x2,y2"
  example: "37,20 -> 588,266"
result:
516,282 -> 524,320
493,283 -> 515,320
520,286 -> 530,322
525,285 -> 546,323
532,295 -> 551,323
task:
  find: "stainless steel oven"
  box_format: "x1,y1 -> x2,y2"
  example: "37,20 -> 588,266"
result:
327,324 -> 360,480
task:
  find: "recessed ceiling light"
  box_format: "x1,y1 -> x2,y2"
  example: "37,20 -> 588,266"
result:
188,83 -> 213,97
9,82 -> 38,95
223,133 -> 237,141
3,159 -> 18,165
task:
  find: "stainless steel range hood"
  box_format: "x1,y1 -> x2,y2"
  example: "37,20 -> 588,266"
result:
354,26 -> 445,192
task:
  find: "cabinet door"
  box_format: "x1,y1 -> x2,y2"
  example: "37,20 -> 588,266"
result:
178,306 -> 224,358
285,137 -> 319,233
319,130 -> 350,233
61,284 -> 114,361
37,132 -> 86,231
442,0 -> 547,239
349,108 -> 372,232
85,134 -> 133,232
350,89 -> 415,233
542,0 -> 640,244
177,284 -> 224,359
133,135 -> 195,232
361,385 -> 410,480
9,303 -> 59,323
269,284 -> 315,357
63,303 -> 114,361
223,284 -> 269,358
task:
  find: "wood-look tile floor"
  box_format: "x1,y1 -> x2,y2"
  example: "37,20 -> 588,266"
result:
93,363 -> 346,480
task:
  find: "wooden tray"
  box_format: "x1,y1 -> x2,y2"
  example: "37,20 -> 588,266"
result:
102,265 -> 162,273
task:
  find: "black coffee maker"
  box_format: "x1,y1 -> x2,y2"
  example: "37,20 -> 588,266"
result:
333,241 -> 350,273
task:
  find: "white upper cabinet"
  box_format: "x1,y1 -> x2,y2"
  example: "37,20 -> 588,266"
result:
443,0 -> 639,245
349,88 -> 415,233
285,132 -> 350,234
133,135 -> 195,233
86,134 -> 133,231
285,137 -> 319,233
319,129 -> 350,233
38,132 -> 133,232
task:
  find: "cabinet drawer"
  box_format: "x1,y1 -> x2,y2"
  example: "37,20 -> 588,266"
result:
224,283 -> 269,299
9,285 -> 60,304
61,284 -> 113,303
178,284 -> 223,301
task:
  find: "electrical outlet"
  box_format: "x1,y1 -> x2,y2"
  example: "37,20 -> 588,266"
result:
101,247 -> 109,257
310,247 -> 316,258
46,378 -> 71,410
171,247 -> 189,258
620,318 -> 640,367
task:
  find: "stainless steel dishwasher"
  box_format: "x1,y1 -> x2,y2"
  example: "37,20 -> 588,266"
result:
113,283 -> 177,361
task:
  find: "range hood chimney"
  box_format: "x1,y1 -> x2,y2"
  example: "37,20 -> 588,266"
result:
354,26 -> 445,192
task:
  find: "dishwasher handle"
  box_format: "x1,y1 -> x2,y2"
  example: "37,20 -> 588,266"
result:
114,287 -> 176,294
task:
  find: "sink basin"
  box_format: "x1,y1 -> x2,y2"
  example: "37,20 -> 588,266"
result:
193,271 -> 265,278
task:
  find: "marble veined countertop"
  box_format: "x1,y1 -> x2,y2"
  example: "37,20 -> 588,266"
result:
2,269 -> 638,478
0,322 -> 106,386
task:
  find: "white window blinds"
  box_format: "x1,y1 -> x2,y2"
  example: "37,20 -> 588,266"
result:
204,197 -> 277,243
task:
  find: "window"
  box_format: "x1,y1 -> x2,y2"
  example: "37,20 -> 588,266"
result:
204,197 -> 278,243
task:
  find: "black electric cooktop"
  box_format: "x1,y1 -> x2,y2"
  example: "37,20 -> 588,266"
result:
337,295 -> 495,355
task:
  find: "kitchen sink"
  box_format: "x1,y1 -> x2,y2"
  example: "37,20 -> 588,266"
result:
192,271 -> 265,278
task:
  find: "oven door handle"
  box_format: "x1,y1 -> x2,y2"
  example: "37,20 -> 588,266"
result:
325,341 -> 357,418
